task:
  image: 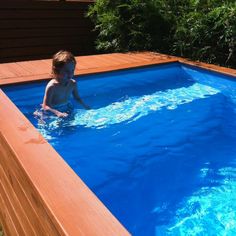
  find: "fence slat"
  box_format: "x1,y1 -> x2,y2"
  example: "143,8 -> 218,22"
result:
0,1 -> 95,62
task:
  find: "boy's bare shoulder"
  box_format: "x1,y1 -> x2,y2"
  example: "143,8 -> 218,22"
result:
46,79 -> 59,88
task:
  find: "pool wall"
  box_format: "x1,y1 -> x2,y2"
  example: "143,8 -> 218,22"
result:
0,90 -> 130,236
0,52 -> 236,235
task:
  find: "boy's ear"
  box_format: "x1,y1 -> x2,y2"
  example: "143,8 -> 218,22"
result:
52,66 -> 60,76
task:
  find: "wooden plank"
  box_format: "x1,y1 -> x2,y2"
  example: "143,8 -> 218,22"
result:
97,54 -> 138,65
0,35 -> 92,48
0,74 -> 50,85
0,39 -> 95,62
15,60 -> 51,75
0,43 -> 94,59
0,1 -> 95,62
0,134 -> 62,236
0,53 -> 178,85
0,18 -> 93,29
0,63 -> 20,79
77,58 -> 179,77
0,1 -> 92,10
0,66 -> 31,79
1,52 -> 236,86
0,9 -> 88,19
0,192 -> 19,236
0,27 -> 92,39
0,183 -> 25,236
113,53 -> 148,63
0,165 -> 37,236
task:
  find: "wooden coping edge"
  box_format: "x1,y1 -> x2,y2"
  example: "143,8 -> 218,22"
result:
0,53 -> 236,235
0,93 -> 130,235
1,56 -> 236,86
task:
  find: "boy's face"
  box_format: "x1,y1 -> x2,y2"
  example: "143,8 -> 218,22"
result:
57,61 -> 75,83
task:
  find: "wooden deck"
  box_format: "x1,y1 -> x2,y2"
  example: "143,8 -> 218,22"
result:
0,52 -> 236,236
0,52 -> 236,86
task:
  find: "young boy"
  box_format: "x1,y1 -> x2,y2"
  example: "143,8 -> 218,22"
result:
42,50 -> 90,118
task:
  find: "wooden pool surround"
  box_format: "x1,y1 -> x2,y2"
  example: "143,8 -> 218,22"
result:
0,52 -> 236,235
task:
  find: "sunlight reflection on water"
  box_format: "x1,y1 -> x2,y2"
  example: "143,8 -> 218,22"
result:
45,83 -> 219,130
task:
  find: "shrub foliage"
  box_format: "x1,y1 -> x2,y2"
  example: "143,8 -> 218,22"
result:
88,0 -> 236,68
87,0 -> 171,52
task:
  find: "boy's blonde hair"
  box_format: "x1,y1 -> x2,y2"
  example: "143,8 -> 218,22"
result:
52,50 -> 76,76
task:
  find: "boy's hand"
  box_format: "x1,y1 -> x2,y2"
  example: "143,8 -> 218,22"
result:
56,111 -> 68,118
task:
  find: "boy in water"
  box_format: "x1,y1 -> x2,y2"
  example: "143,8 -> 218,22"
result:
42,50 -> 90,117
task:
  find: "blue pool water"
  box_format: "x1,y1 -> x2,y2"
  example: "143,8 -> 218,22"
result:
2,63 -> 236,235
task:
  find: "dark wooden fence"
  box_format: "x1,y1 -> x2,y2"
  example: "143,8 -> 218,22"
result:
0,1 -> 96,62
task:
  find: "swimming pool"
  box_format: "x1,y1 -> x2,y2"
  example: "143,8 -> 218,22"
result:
3,62 -> 236,235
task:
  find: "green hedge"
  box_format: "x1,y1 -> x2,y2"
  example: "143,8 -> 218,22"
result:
88,0 -> 236,68
171,1 -> 236,68
87,0 -> 171,52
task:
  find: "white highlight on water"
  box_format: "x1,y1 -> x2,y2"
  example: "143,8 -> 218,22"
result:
41,82 -> 219,134
165,167 -> 236,235
69,83 -> 219,129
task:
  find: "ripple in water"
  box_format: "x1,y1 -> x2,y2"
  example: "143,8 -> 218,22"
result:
36,82 -> 219,144
66,83 -> 219,129
33,81 -> 236,235
157,166 -> 236,236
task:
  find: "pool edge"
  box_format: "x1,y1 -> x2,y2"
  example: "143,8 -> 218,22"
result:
1,52 -> 236,235
0,89 -> 130,235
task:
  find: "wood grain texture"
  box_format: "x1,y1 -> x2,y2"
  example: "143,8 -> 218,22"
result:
0,89 -> 130,235
0,1 -> 95,63
0,52 -> 235,235
0,52 -> 178,85
1,52 -> 235,86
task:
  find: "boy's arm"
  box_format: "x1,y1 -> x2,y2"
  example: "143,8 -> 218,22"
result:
43,105 -> 68,118
72,81 -> 90,109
